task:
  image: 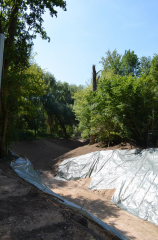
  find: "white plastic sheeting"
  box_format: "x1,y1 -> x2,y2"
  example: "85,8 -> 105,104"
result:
10,157 -> 63,200
10,156 -> 129,240
55,149 -> 158,225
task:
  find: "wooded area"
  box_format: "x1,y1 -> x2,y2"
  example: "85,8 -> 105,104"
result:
0,1 -> 158,158
74,50 -> 158,147
0,0 -> 68,157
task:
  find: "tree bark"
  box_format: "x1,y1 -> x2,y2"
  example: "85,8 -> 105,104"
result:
60,121 -> 68,139
0,4 -> 19,157
90,134 -> 95,145
93,65 -> 97,91
56,115 -> 68,139
90,65 -> 97,144
3,4 -> 19,73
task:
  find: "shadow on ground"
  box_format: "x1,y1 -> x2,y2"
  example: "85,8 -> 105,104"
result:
61,194 -> 136,240
11,138 -> 89,172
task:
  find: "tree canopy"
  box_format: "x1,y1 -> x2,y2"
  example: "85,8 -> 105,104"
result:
74,51 -> 158,147
0,0 -> 67,157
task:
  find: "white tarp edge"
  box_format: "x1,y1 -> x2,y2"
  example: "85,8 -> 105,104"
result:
55,149 -> 158,225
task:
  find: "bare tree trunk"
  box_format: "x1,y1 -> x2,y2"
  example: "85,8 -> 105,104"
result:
93,65 -> 97,91
90,65 -> 96,145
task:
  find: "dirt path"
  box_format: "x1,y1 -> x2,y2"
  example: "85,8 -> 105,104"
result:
0,159 -> 118,240
11,138 -> 158,240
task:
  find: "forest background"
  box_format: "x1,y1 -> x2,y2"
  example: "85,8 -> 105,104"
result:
0,0 -> 158,158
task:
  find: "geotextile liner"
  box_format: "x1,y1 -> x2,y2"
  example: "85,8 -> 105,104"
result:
10,154 -> 129,240
55,148 -> 158,225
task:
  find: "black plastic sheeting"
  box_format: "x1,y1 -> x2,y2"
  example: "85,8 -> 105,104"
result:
55,149 -> 158,225
10,154 -> 129,240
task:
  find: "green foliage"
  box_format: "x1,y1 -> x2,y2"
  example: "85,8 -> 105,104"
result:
43,73 -> 78,138
140,56 -> 151,75
74,53 -> 158,147
121,50 -> 140,76
101,49 -> 140,77
73,86 -> 92,139
10,70 -> 80,141
5,62 -> 47,142
0,0 -> 67,157
71,126 -> 82,139
100,49 -> 122,75
9,68 -> 81,140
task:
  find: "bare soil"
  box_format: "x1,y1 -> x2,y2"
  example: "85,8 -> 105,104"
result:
0,158 -> 118,240
3,138 -> 158,240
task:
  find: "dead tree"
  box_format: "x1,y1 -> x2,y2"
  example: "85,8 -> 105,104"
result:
90,65 -> 102,144
93,65 -> 97,91
90,65 -> 97,145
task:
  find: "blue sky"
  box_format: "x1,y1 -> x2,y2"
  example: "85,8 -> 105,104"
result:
33,0 -> 158,86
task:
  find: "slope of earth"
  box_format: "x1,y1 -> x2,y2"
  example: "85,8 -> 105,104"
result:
11,139 -> 158,240
0,159 -> 119,240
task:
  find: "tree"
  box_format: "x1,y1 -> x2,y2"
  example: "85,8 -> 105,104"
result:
120,50 -> 140,76
100,49 -> 122,75
17,63 -> 47,138
43,74 -> 76,138
74,54 -> 158,146
73,86 -> 93,139
140,56 -> 151,75
148,54 -> 158,130
101,49 -> 140,77
0,0 -> 66,157
1,0 -> 66,76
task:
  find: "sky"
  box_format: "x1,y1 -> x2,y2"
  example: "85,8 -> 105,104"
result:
33,0 -> 158,86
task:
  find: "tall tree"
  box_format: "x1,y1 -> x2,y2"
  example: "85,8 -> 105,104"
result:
43,74 -> 76,138
74,54 -> 158,146
73,86 -> 93,140
140,56 -> 151,75
100,49 -> 122,75
0,0 -> 66,157
121,50 -> 140,76
17,63 -> 46,138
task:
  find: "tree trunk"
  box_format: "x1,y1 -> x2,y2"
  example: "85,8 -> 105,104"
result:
0,110 -> 8,158
93,65 -> 97,91
90,134 -> 95,145
61,122 -> 68,139
56,116 -> 68,139
3,5 -> 19,74
0,4 -> 19,158
90,65 -> 97,144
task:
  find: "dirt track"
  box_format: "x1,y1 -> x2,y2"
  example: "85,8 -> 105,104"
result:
11,138 -> 158,240
0,151 -> 118,239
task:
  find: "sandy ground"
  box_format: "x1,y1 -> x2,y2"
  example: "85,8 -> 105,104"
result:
11,138 -> 158,240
